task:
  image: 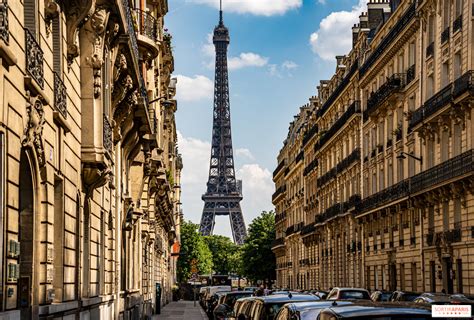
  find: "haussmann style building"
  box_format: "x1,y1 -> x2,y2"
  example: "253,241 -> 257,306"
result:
273,0 -> 474,295
0,0 -> 183,318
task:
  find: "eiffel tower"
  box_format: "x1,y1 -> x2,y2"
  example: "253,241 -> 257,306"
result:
199,1 -> 247,245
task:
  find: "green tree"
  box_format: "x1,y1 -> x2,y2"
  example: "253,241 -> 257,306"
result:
203,235 -> 241,275
177,220 -> 213,283
240,211 -> 276,284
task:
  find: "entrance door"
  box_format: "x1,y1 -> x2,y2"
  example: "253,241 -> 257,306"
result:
389,263 -> 397,291
442,257 -> 454,294
19,150 -> 34,319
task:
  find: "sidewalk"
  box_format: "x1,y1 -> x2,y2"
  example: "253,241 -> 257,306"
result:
151,300 -> 208,320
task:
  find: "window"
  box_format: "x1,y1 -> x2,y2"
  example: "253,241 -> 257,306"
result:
24,0 -> 39,36
455,0 -> 463,17
453,124 -> 462,156
412,263 -> 417,291
428,207 -> 435,232
441,62 -> 450,87
427,75 -> 434,98
443,201 -> 450,231
428,15 -> 435,44
454,198 -> 461,229
454,52 -> 462,79
53,176 -> 64,302
409,42 -> 416,66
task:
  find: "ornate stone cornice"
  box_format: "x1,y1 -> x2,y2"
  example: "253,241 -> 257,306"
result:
82,163 -> 112,197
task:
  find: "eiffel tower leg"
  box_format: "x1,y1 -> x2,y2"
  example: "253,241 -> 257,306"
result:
199,211 -> 215,236
229,207 -> 247,245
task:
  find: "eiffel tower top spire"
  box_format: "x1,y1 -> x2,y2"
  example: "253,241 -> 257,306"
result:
219,0 -> 223,25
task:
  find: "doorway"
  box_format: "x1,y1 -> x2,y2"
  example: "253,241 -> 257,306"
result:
18,150 -> 34,319
442,257 -> 454,294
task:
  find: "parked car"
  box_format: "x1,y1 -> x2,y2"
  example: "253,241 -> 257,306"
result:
213,291 -> 254,320
243,286 -> 258,292
275,300 -> 354,320
233,293 -> 320,320
208,291 -> 232,315
204,286 -> 232,303
326,287 -> 371,300
389,290 -> 421,302
318,301 -> 434,319
310,290 -> 329,300
199,286 -> 210,307
370,290 -> 393,302
413,292 -> 474,305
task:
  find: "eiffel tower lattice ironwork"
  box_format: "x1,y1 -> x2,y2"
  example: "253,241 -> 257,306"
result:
199,3 -> 247,245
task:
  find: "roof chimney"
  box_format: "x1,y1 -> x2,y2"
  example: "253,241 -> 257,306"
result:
367,0 -> 391,31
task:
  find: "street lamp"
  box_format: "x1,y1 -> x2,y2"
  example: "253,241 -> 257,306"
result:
148,95 -> 174,107
396,151 -> 422,164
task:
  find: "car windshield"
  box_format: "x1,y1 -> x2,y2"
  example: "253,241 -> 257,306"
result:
225,294 -> 250,307
401,294 -> 420,301
264,303 -> 285,320
381,293 -> 392,301
340,291 -> 369,299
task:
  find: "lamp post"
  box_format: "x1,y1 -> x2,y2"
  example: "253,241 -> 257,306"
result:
396,151 -> 422,163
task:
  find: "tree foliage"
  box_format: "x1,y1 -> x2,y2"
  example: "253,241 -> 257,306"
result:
204,235 -> 241,275
240,211 -> 276,283
177,220 -> 213,283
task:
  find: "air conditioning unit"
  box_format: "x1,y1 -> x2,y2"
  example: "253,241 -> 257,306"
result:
8,240 -> 20,258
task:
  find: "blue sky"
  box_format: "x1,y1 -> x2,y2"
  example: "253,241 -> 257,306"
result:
166,0 -> 366,237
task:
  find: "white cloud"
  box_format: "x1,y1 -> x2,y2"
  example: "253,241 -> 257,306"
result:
188,0 -> 302,16
202,34 -> 269,71
235,148 -> 255,161
177,132 -> 273,239
309,0 -> 366,60
228,52 -> 269,70
282,60 -> 298,70
175,75 -> 213,102
318,0 -> 326,4
268,60 -> 298,77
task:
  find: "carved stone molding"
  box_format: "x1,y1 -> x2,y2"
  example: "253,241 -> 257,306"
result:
82,163 -> 112,196
64,0 -> 95,66
22,91 -> 46,167
112,74 -> 133,109
44,0 -> 61,36
113,90 -> 137,144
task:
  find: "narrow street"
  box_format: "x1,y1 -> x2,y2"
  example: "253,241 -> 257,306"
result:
152,301 -> 208,320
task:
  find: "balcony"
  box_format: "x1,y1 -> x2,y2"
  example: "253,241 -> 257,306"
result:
315,101 -> 360,151
426,42 -> 434,58
273,160 -> 286,178
0,1 -> 8,43
25,28 -> 44,90
275,211 -> 286,223
271,237 -> 285,249
103,115 -> 113,154
303,158 -> 318,176
365,74 -> 406,120
441,27 -> 450,44
359,2 -> 416,77
53,72 -> 67,119
359,179 -> 410,213
301,223 -> 315,236
317,148 -> 360,187
303,124 -> 318,146
453,15 -> 462,33
272,184 -> 286,202
134,8 -> 159,59
406,64 -> 415,84
409,71 -> 473,129
316,195 -> 360,224
411,149 -> 474,194
317,62 -> 358,118
295,150 -> 304,164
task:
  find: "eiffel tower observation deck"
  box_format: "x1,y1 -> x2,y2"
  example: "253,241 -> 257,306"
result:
199,1 -> 247,245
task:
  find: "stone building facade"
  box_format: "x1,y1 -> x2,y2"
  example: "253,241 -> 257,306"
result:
273,0 -> 474,295
0,0 -> 181,319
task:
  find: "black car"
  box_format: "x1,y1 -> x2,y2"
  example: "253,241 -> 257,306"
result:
413,292 -> 474,305
234,293 -> 320,320
318,301 -> 438,319
389,291 -> 421,302
213,291 -> 254,320
370,290 -> 393,302
208,291 -> 231,315
275,301 -> 354,320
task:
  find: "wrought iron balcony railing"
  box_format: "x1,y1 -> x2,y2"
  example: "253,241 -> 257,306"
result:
317,61 -> 358,118
272,184 -> 286,202
426,42 -> 434,58
441,27 -> 450,44
303,158 -> 318,176
271,237 -> 285,248
302,124 -> 318,146
53,72 -> 67,119
134,8 -> 158,41
365,73 -> 406,119
103,115 -> 113,153
406,64 -> 415,84
317,148 -> 360,187
316,194 -> 360,224
0,1 -> 8,44
315,101 -> 360,151
273,160 -> 286,178
275,211 -> 286,223
453,15 -> 462,33
301,223 -> 315,236
409,70 -> 473,129
359,2 -> 416,77
411,149 -> 474,194
295,150 -> 304,164
359,179 -> 410,213
25,28 -> 44,89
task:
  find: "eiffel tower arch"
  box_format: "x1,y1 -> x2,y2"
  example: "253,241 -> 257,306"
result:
199,3 -> 247,245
